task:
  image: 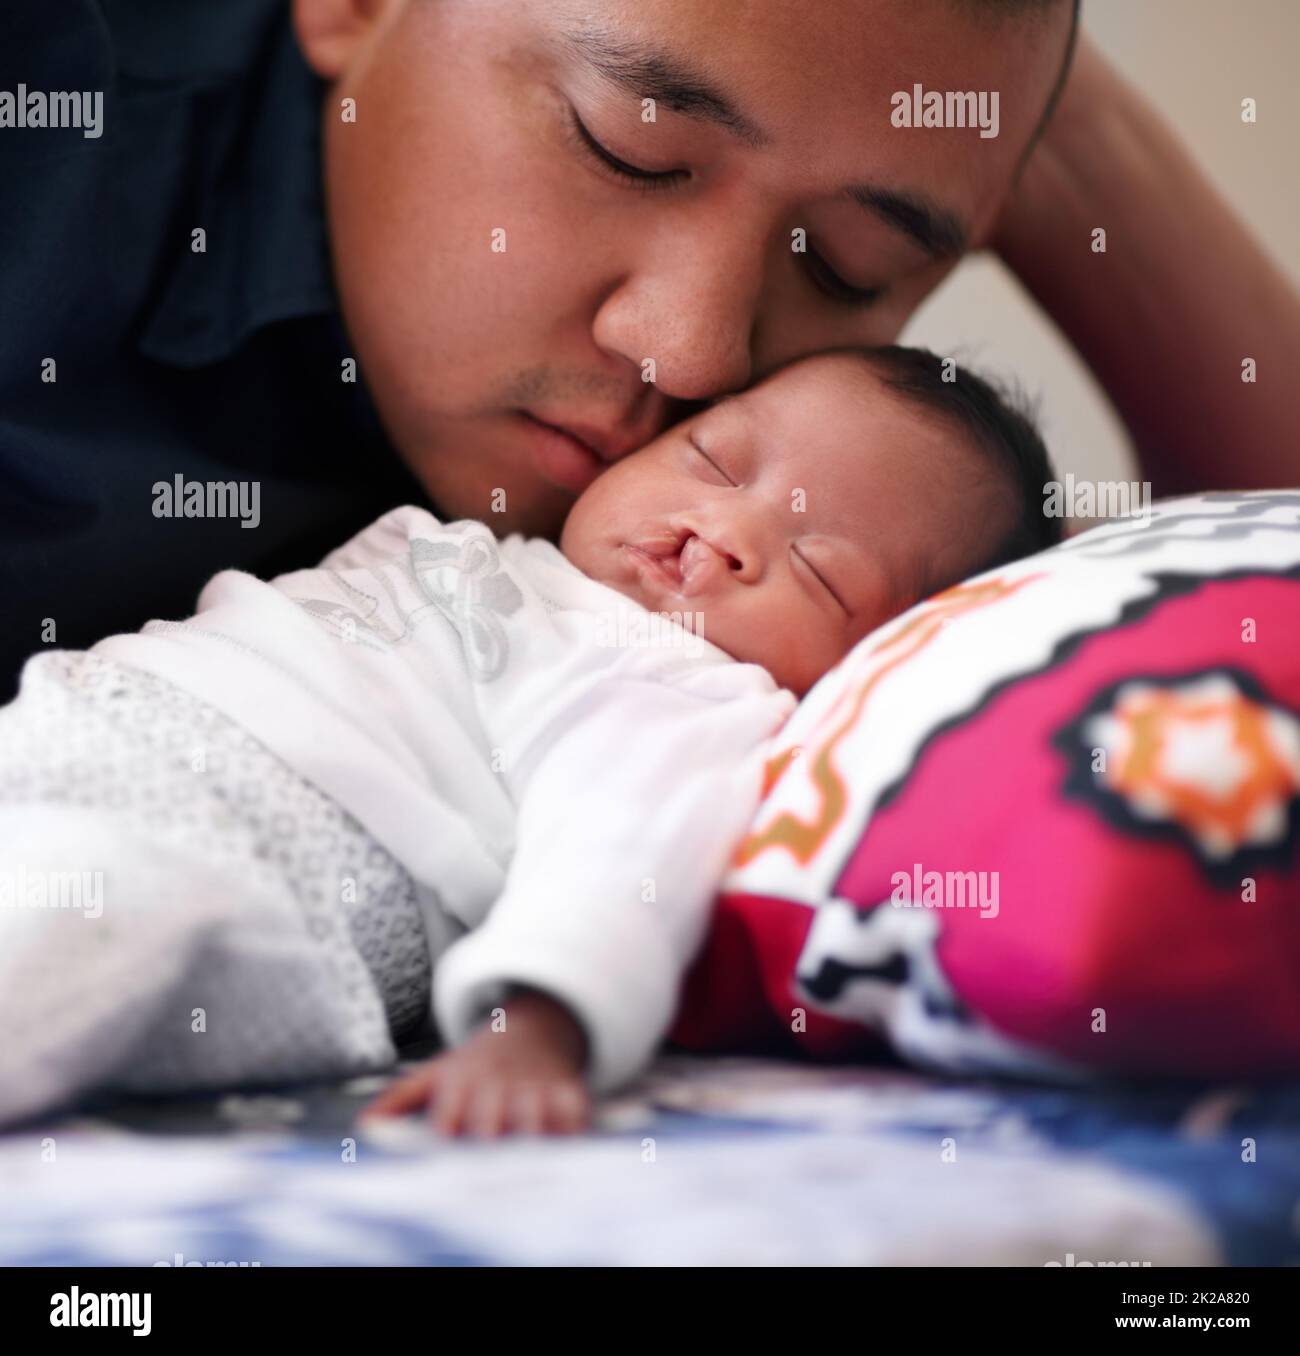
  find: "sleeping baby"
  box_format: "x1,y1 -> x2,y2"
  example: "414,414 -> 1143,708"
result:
0,346 -> 1059,1135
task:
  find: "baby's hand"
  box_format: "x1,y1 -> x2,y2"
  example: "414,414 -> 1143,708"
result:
358,988 -> 593,1138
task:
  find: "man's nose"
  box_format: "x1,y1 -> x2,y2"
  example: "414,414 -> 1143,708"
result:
591,209 -> 767,403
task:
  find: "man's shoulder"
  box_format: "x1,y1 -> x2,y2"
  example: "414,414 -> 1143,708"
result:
59,0 -> 286,85
1,2 -> 288,104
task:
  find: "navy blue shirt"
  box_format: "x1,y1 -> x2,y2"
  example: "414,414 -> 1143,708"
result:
0,0 -> 428,697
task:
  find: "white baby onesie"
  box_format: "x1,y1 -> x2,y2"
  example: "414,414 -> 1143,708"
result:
92,506 -> 797,1094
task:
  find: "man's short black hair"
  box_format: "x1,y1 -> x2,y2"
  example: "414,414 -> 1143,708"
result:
854,343 -> 1063,584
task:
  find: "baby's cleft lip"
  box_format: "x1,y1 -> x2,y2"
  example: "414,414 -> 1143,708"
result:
623,542 -> 683,594
624,532 -> 723,599
676,534 -> 721,597
627,524 -> 691,558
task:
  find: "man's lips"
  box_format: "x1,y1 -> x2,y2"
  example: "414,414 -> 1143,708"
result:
516,411 -> 646,495
516,413 -> 606,494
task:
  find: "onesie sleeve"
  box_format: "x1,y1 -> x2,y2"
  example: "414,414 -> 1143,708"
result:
431,670 -> 794,1096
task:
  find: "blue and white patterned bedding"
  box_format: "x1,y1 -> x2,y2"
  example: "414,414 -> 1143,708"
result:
2,1047 -> 1297,1266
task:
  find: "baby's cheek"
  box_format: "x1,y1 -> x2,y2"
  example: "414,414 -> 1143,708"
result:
769,609 -> 846,695
698,585 -> 839,694
698,593 -> 771,670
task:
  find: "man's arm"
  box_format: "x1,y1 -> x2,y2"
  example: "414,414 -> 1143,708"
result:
991,33 -> 1300,495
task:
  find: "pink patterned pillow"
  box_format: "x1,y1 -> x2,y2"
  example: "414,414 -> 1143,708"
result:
669,492 -> 1300,1080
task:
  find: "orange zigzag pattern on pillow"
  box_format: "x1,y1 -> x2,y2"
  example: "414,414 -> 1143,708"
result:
735,575 -> 1034,869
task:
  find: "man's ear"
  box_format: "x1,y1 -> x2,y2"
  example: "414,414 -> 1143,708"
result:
291,0 -> 395,81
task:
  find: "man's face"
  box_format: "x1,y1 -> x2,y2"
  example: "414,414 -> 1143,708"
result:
560,354 -> 1012,696
298,0 -> 1069,537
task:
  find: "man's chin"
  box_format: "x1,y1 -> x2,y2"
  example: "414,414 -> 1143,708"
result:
443,477 -> 574,540
392,417 -> 576,540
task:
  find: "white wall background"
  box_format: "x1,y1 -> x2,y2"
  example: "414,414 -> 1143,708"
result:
900,0 -> 1300,484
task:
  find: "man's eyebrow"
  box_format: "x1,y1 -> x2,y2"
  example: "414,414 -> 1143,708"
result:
559,27 -> 968,260
560,28 -> 770,148
845,184 -> 968,260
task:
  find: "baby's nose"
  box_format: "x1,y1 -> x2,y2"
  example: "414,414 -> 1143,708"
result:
706,535 -> 744,573
705,518 -> 765,585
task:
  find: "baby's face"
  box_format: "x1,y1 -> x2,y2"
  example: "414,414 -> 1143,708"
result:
560,353 -> 1012,694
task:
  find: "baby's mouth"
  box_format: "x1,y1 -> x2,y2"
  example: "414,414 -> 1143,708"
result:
624,530 -> 719,598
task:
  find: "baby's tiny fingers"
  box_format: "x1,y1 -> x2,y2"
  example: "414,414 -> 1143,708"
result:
463,1081 -> 511,1139
545,1081 -> 592,1135
358,1062 -> 441,1120
430,1076 -> 473,1137
504,1082 -> 549,1137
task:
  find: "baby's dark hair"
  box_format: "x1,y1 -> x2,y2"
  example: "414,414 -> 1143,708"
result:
851,344 -> 1062,579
